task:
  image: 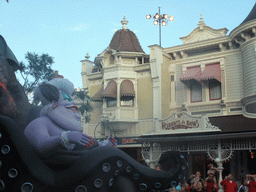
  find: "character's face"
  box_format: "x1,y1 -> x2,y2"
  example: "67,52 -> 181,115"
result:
209,174 -> 214,180
46,90 -> 81,131
228,174 -> 233,180
58,90 -> 79,112
196,171 -> 201,177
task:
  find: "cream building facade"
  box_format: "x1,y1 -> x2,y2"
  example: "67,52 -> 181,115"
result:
81,4 -> 256,183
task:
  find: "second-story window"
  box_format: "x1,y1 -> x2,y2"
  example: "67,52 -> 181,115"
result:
209,79 -> 221,100
101,80 -> 117,107
107,98 -> 117,107
120,80 -> 135,107
190,79 -> 202,102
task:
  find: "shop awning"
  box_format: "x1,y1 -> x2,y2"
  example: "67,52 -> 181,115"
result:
199,63 -> 221,82
180,66 -> 202,82
91,86 -> 104,102
136,131 -> 256,143
101,80 -> 117,99
120,80 -> 135,100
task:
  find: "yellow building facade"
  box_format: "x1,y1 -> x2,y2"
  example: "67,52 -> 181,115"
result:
81,4 -> 256,182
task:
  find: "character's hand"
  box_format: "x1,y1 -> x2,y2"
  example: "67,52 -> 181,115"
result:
98,137 -> 117,147
66,131 -> 93,146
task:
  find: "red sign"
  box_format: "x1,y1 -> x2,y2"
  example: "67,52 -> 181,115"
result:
162,120 -> 199,130
122,138 -> 137,144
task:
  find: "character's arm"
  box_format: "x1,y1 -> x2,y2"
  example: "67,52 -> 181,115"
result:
24,117 -> 63,158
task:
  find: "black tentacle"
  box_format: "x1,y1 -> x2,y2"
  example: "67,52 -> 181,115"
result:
1,115 -> 187,191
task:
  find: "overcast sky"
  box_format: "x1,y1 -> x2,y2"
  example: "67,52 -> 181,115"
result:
0,0 -> 255,88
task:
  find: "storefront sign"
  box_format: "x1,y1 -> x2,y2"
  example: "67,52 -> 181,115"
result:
162,119 -> 199,130
122,138 -> 137,144
160,112 -> 202,131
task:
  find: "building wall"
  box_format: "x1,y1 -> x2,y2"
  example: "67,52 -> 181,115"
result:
225,52 -> 244,101
174,62 -> 185,109
137,73 -> 153,119
161,55 -> 171,119
88,82 -> 103,124
241,39 -> 256,98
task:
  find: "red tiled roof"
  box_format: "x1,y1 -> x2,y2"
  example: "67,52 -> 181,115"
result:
109,29 -> 144,53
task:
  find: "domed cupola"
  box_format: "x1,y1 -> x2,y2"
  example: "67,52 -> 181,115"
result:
109,15 -> 144,53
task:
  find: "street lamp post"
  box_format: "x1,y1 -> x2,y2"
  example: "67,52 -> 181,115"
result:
146,7 -> 174,47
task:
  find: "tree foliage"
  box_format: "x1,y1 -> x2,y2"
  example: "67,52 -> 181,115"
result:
18,52 -> 55,94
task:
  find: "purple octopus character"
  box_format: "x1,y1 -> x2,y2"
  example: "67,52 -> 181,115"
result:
22,78 -> 187,191
24,78 -> 116,159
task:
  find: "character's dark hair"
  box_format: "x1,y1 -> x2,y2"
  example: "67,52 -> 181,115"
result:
39,83 -> 59,103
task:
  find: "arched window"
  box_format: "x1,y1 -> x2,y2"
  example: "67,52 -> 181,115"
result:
120,80 -> 135,106
101,80 -> 117,107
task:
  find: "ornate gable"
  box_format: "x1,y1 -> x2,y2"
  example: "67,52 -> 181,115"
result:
180,13 -> 228,44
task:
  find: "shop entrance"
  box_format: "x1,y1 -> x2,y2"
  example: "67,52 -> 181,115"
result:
192,153 -> 230,179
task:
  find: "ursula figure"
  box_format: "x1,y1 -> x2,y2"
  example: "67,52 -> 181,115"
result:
24,78 -> 117,159
0,35 -> 187,192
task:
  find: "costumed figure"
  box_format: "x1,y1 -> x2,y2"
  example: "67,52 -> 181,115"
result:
24,78 -> 117,160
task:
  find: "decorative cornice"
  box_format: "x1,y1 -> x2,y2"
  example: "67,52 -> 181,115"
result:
104,65 -> 134,72
171,51 -> 237,66
133,63 -> 151,72
230,18 -> 256,39
87,73 -> 103,80
164,36 -> 230,54
148,44 -> 164,50
112,51 -> 147,57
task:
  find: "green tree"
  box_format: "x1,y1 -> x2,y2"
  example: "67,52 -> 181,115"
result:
18,52 -> 55,94
74,90 -> 93,123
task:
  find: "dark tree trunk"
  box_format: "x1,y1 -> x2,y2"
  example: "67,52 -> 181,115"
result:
0,56 -> 32,127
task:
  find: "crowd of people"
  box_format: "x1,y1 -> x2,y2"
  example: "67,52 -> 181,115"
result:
155,163 -> 256,192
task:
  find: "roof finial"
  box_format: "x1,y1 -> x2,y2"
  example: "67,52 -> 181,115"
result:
121,15 -> 128,29
85,51 -> 90,60
198,12 -> 205,30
